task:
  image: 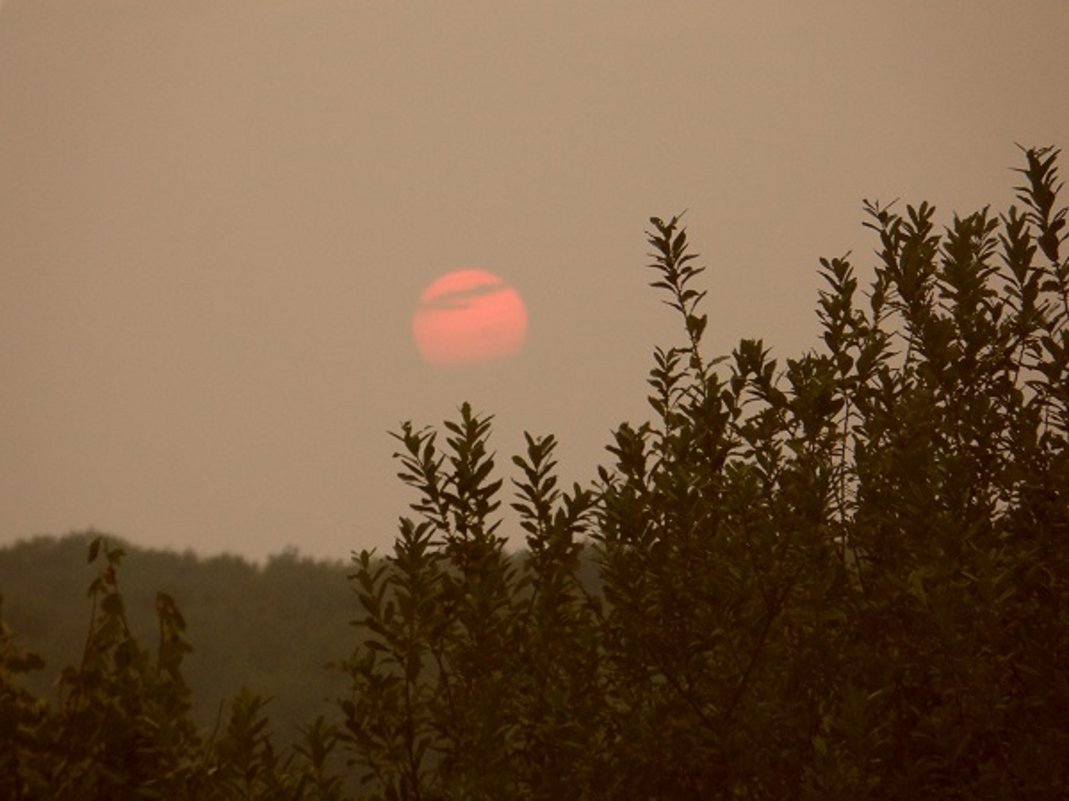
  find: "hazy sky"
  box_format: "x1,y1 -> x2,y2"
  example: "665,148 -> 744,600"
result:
2,1 -> 1067,562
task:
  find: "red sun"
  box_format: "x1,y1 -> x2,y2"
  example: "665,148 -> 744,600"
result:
412,269 -> 528,366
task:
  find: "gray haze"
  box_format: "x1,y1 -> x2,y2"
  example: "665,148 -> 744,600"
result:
2,1 -> 1067,561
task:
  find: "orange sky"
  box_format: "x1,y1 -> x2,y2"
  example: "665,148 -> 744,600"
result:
2,1 -> 1067,561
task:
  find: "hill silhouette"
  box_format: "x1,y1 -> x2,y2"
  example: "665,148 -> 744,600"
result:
0,531 -> 353,741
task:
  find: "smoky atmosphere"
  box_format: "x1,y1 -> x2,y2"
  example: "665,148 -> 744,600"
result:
2,0 -> 1067,562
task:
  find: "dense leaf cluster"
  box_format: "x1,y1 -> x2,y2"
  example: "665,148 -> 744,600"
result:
2,147 -> 1067,799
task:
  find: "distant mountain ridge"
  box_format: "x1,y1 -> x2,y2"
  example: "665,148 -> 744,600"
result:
0,531 -> 355,741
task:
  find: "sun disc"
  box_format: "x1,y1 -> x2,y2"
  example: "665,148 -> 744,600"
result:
412,269 -> 528,366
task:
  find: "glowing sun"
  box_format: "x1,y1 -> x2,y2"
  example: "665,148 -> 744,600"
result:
412,269 -> 528,366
